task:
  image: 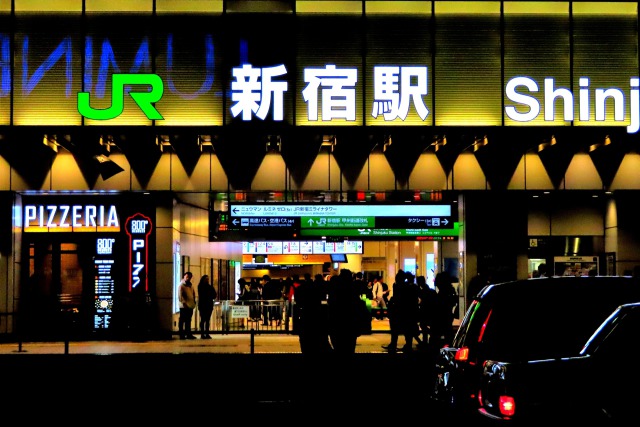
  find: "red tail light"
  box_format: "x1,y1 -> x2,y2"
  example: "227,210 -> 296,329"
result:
499,395 -> 516,417
454,346 -> 469,361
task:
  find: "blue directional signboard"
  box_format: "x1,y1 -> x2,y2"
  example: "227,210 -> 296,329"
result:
211,203 -> 457,241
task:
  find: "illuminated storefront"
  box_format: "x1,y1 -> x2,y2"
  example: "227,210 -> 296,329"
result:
0,1 -> 639,339
19,194 -> 155,338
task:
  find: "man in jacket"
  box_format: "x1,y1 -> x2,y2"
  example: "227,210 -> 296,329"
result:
178,271 -> 197,339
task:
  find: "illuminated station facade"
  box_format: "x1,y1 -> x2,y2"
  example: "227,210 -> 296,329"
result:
0,1 -> 639,340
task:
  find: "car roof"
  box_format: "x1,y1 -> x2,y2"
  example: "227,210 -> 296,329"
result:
457,276 -> 640,361
478,276 -> 640,301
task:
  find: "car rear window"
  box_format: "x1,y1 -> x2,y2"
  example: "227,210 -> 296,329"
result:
456,277 -> 640,361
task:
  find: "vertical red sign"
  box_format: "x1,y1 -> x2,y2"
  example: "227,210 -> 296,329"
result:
125,213 -> 153,292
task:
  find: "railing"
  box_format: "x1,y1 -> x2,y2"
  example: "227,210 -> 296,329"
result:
218,299 -> 291,333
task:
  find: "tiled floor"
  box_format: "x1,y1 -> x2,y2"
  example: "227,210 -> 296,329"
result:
0,317 -> 460,355
0,333 -> 403,354
0,318 -> 405,355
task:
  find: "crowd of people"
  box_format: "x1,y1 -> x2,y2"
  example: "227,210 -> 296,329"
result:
178,269 -> 461,353
380,270 -> 459,353
230,269 -> 460,356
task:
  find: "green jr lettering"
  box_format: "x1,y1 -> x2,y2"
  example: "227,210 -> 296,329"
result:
77,73 -> 164,120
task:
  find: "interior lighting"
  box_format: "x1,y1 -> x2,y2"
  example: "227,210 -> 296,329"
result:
589,135 -> 612,152
321,135 -> 336,152
383,135 -> 392,152
156,135 -> 172,152
434,135 -> 447,152
43,134 -> 60,152
537,135 -> 556,153
265,135 -> 282,153
198,135 -> 214,152
99,135 -> 117,153
473,135 -> 489,152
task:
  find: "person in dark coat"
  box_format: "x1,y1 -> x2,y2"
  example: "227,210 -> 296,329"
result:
398,271 -> 421,352
417,274 -> 437,348
382,270 -> 406,353
431,271 -> 459,348
295,273 -> 332,356
327,269 -> 363,357
197,274 -> 216,339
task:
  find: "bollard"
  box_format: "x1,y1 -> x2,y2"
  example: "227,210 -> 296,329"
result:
250,328 -> 255,354
65,339 -> 69,354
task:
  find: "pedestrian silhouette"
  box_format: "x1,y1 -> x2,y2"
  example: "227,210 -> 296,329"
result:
417,274 -> 437,349
295,273 -> 332,357
327,269 -> 362,357
197,274 -> 216,339
382,270 -> 406,353
431,272 -> 458,348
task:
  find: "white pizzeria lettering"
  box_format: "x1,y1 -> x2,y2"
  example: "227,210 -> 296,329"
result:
47,206 -> 57,228
132,263 -> 144,277
133,239 -> 145,251
72,205 -> 82,227
25,206 -> 36,226
505,76 -> 640,134
107,206 -> 118,227
59,206 -> 71,227
23,204 -> 120,229
86,205 -> 97,227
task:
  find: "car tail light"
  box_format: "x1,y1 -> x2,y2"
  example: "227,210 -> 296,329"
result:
499,395 -> 516,417
454,346 -> 469,361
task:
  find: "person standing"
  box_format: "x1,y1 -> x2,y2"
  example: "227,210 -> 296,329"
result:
399,272 -> 421,352
261,275 -> 283,326
417,274 -> 437,348
382,270 -> 406,353
431,271 -> 458,348
372,275 -> 387,319
197,274 -> 216,339
178,271 -> 197,340
294,273 -> 332,356
327,269 -> 363,357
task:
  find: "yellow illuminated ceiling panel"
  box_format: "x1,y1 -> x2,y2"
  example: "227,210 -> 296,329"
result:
14,0 -> 81,12
156,0 -> 223,14
86,0 -> 152,12
297,0 -> 362,14
365,1 -> 430,15
434,2 -> 502,125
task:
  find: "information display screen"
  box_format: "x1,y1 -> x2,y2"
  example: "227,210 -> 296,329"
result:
213,203 -> 457,241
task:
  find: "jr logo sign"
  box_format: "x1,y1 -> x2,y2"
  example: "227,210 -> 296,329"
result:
77,73 -> 164,120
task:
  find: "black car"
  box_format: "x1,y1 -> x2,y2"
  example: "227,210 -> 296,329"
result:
478,302 -> 640,424
429,276 -> 640,422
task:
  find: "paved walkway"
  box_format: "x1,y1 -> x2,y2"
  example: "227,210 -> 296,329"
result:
0,332 -> 403,355
0,318 -> 411,355
0,317 -> 462,355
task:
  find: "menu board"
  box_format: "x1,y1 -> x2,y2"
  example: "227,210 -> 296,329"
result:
300,241 -> 313,254
243,240 -> 362,254
94,237 -> 116,329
